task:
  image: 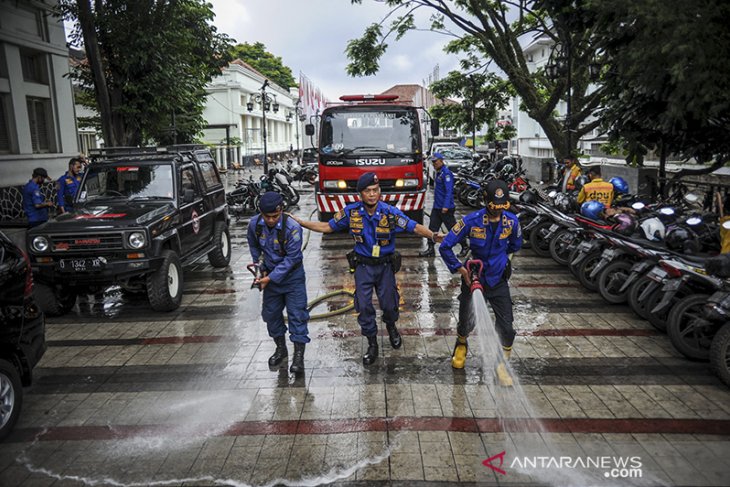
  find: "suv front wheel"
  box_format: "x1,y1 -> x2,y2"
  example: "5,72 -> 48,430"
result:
208,222 -> 231,267
147,250 -> 183,311
34,283 -> 77,316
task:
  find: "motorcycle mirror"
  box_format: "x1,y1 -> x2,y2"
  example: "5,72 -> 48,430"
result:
659,207 -> 675,216
686,216 -> 702,226
631,202 -> 646,210
305,124 -> 315,136
723,220 -> 730,230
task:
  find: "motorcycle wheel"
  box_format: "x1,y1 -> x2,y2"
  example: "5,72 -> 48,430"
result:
667,294 -> 715,361
529,221 -> 554,258
576,250 -> 603,292
518,214 -> 532,249
568,246 -> 583,278
627,276 -> 654,320
597,260 -> 634,304
710,322 -> 730,387
549,229 -> 576,266
644,287 -> 674,332
287,186 -> 301,206
465,188 -> 481,207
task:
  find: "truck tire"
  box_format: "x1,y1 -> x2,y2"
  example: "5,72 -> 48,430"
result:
667,294 -> 715,360
710,323 -> 730,387
0,358 -> 22,441
34,283 -> 77,317
147,250 -> 183,312
208,222 -> 231,268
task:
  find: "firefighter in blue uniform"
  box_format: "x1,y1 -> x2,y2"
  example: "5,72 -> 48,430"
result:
22,168 -> 54,227
57,157 -> 84,213
420,151 -> 457,257
247,191 -> 309,375
439,179 -> 522,385
293,172 -> 443,365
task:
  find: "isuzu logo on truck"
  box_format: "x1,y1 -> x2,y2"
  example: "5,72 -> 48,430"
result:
356,158 -> 385,166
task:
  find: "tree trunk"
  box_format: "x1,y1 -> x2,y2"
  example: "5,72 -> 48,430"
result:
77,0 -> 117,146
670,155 -> 728,180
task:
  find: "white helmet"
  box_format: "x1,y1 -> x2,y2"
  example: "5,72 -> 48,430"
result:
640,217 -> 666,241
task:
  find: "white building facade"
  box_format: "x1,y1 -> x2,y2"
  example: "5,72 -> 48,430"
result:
0,0 -> 79,187
202,60 -> 298,170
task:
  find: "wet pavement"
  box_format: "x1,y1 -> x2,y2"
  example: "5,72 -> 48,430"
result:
2,170 -> 729,486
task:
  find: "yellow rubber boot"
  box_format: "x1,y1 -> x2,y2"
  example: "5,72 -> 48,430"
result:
451,335 -> 468,369
495,346 -> 513,387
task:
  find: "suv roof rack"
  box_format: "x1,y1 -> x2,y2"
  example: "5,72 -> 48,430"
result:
89,147 -> 162,158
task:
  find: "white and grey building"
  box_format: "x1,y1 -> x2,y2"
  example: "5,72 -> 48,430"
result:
0,0 -> 79,187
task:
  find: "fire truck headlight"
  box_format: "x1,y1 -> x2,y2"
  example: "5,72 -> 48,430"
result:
337,180 -> 347,189
323,180 -> 347,190
396,179 -> 418,188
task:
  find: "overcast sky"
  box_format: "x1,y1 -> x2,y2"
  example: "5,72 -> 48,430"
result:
207,0 -> 463,99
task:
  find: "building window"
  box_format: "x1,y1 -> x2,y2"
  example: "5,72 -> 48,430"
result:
26,97 -> 55,153
0,95 -> 12,154
20,49 -> 48,84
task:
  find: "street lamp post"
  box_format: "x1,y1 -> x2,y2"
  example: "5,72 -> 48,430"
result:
246,79 -> 279,174
286,98 -> 304,164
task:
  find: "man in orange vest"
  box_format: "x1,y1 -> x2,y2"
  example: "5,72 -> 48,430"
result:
562,156 -> 582,192
577,166 -> 614,206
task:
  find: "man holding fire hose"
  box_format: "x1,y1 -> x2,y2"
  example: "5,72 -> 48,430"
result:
438,179 -> 522,386
247,191 -> 309,376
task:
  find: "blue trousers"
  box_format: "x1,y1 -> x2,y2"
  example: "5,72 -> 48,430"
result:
354,262 -> 399,337
262,265 -> 310,343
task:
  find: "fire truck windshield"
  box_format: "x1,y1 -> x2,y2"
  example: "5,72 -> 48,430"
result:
321,109 -> 418,156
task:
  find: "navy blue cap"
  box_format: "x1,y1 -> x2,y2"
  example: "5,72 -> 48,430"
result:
259,192 -> 284,213
356,172 -> 379,192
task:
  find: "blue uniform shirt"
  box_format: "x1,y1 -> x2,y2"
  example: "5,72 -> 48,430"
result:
57,171 -> 83,211
328,201 -> 417,257
439,209 -> 522,287
22,180 -> 48,225
433,165 -> 455,210
247,215 -> 305,284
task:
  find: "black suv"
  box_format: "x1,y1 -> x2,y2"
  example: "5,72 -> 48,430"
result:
0,230 -> 46,440
27,146 -> 231,315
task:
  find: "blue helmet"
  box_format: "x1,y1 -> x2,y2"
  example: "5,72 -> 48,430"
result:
581,201 -> 605,220
609,176 -> 629,194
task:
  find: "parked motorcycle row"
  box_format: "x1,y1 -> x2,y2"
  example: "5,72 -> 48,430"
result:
454,156 -> 530,208
226,162 -> 315,219
512,179 -> 730,388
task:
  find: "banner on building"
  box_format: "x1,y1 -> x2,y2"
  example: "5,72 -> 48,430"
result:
299,72 -> 327,122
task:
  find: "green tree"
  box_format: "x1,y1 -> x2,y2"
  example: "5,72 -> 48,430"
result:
588,0 -> 730,187
428,71 -> 514,147
60,0 -> 232,146
346,0 -> 605,159
229,42 -> 296,89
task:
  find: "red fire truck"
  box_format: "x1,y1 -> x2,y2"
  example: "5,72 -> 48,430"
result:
306,94 -> 438,222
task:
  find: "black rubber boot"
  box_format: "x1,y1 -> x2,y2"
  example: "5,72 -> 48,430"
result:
418,241 -> 435,257
268,336 -> 288,366
386,322 -> 402,349
289,343 -> 305,375
363,335 -> 379,365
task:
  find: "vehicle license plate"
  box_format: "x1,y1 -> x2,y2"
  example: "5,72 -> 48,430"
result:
59,257 -> 106,272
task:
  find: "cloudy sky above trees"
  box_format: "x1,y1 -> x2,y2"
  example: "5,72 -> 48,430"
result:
208,0 -> 461,98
